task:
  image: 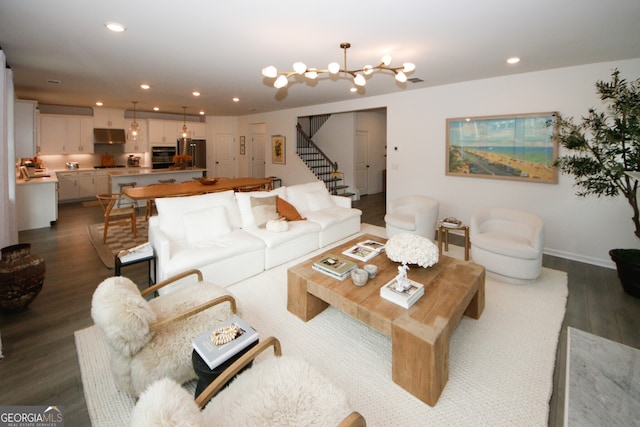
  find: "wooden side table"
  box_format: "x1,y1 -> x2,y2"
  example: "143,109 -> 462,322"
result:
437,223 -> 470,261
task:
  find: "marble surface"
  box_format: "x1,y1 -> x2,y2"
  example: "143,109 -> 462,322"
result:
565,327 -> 640,426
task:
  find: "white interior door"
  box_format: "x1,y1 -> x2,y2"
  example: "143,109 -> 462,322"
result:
251,133 -> 266,178
355,131 -> 369,195
213,133 -> 235,178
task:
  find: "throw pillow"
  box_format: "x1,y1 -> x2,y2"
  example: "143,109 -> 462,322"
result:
306,189 -> 335,211
250,196 -> 279,228
276,196 -> 306,221
182,205 -> 232,245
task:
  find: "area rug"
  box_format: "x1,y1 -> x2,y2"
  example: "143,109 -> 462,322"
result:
75,224 -> 568,426
86,218 -> 149,268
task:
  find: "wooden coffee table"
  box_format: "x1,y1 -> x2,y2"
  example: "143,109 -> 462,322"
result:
287,234 -> 485,406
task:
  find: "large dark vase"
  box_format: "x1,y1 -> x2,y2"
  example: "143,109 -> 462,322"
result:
0,243 -> 46,312
609,249 -> 640,298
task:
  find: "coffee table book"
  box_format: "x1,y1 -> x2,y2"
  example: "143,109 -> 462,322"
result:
342,244 -> 378,262
118,242 -> 153,263
312,254 -> 357,281
357,239 -> 385,253
192,316 -> 259,370
380,278 -> 425,309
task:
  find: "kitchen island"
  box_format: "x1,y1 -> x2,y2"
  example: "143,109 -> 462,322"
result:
16,176 -> 59,230
107,167 -> 207,207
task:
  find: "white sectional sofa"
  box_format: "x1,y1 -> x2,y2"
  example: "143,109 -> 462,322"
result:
148,181 -> 361,294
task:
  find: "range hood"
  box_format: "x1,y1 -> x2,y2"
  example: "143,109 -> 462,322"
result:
94,128 -> 126,144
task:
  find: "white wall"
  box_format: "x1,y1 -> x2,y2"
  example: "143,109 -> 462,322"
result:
238,58 -> 640,268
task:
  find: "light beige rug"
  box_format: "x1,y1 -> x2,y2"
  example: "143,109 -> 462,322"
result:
86,218 -> 149,268
75,224 -> 568,426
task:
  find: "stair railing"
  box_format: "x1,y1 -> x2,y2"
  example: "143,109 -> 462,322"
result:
296,124 -> 337,173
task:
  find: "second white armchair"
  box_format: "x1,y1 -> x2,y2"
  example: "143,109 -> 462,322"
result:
385,195 -> 439,239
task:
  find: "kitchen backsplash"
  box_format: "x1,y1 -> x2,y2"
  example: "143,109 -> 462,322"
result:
36,148 -> 150,170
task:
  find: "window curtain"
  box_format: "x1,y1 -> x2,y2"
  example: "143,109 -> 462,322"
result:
0,49 -> 18,248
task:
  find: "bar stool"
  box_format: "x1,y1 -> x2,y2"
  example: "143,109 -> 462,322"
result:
117,182 -> 137,208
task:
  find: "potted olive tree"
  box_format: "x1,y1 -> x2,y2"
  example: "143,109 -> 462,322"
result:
554,69 -> 640,297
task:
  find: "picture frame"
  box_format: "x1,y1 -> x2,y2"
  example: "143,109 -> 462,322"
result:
271,135 -> 286,165
446,112 -> 558,184
240,136 -> 245,155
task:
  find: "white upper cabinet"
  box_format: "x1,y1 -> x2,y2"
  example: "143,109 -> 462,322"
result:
39,114 -> 94,154
93,107 -> 125,129
148,119 -> 180,146
14,99 -> 38,158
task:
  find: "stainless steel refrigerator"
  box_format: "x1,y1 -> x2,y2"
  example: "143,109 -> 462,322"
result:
177,138 -> 207,171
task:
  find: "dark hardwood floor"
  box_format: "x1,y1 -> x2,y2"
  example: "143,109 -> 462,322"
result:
0,192 -> 637,426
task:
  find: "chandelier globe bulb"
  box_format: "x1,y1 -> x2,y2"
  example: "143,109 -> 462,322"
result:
353,73 -> 366,86
328,62 -> 340,74
381,55 -> 392,66
274,75 -> 288,88
403,62 -> 416,72
262,66 -> 278,78
395,71 -> 407,83
293,62 -> 307,74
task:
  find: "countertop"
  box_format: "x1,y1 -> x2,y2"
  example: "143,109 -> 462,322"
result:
16,176 -> 58,185
105,167 -> 207,176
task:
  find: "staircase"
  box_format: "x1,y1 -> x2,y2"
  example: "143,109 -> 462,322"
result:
296,119 -> 354,197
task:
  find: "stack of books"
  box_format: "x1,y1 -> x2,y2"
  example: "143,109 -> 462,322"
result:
312,254 -> 357,281
440,217 -> 462,228
342,239 -> 386,262
380,278 -> 425,308
192,316 -> 259,370
118,242 -> 153,263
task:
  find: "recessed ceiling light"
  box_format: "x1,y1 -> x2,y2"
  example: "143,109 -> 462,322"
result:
153,107 -> 160,111
193,91 -> 201,97
232,97 -> 240,102
105,22 -> 126,32
350,87 -> 357,93
140,84 -> 150,90
96,101 -> 103,106
507,57 -> 520,65
199,111 -> 205,115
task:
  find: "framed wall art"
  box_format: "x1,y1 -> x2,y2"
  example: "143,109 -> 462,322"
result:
446,112 -> 558,184
240,136 -> 245,155
271,135 -> 286,165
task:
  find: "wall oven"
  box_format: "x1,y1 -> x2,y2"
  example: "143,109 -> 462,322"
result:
151,146 -> 176,169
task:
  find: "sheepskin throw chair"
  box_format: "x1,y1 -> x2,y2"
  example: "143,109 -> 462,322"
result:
470,207 -> 545,284
91,269 -> 237,396
385,195 -> 439,239
130,337 -> 366,427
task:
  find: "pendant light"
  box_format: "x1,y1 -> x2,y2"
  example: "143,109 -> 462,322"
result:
128,101 -> 142,141
179,106 -> 189,140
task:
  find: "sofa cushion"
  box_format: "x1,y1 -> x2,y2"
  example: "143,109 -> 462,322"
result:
276,196 -> 305,221
251,195 -> 279,227
306,189 -> 335,211
245,220 -> 321,248
155,191 -> 241,241
183,205 -> 232,246
472,231 -> 540,259
235,187 -> 287,229
169,230 -> 265,270
304,206 -> 362,230
284,181 -> 327,213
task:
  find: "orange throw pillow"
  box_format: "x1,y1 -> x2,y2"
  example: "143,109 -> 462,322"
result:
276,196 -> 306,221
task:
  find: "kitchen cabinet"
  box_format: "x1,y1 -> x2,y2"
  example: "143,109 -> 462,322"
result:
148,119 -> 180,145
57,170 -> 102,201
124,118 -> 148,153
93,107 -> 125,129
39,114 -> 94,154
16,178 -> 58,231
95,171 -> 110,194
14,99 -> 37,158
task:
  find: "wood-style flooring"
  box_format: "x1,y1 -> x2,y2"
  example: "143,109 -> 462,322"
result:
0,192 -> 638,426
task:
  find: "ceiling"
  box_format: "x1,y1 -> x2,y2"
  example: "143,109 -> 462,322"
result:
1,0 -> 639,117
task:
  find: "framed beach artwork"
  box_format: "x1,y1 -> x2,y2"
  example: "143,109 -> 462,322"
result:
446,112 -> 558,184
272,135 -> 286,165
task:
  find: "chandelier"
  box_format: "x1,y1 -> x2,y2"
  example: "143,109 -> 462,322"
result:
261,42 -> 415,90
179,106 -> 189,140
127,101 -> 142,141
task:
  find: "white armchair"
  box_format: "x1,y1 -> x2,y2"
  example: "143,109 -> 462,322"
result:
385,195 -> 439,239
91,270 -> 237,396
470,207 -> 544,284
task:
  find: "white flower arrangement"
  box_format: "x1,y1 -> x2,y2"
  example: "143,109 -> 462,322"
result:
385,233 -> 439,268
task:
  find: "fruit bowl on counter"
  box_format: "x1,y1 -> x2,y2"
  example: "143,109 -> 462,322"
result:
198,177 -> 218,185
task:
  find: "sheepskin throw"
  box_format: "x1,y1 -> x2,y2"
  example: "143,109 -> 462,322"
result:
91,276 -> 236,396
